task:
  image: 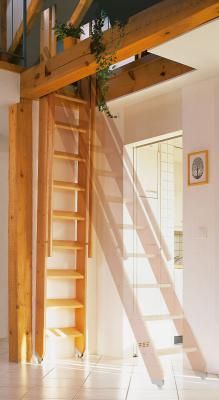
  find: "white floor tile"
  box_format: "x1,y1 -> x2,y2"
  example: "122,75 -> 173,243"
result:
1,341 -> 219,400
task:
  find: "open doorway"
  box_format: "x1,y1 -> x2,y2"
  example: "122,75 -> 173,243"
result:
125,132 -> 183,355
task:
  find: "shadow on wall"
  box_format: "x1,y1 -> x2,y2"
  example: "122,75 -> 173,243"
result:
91,113 -> 206,381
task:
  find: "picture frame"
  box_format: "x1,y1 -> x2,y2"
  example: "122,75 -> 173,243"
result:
188,150 -> 208,186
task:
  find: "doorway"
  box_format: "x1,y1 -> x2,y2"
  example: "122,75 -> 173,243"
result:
126,133 -> 183,353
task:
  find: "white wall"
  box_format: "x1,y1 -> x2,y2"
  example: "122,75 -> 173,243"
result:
0,72 -> 20,107
183,77 -> 219,373
0,114 -> 8,339
121,90 -> 182,144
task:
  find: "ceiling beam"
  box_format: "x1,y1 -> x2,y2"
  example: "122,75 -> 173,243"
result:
10,0 -> 43,53
70,0 -> 94,26
21,0 -> 219,99
107,55 -> 193,101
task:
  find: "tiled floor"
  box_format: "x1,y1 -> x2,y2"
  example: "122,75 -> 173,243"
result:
1,340 -> 219,399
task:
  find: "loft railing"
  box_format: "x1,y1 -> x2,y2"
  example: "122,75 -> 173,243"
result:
0,0 -> 27,66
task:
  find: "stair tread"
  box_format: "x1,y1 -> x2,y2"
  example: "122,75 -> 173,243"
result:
54,151 -> 85,162
55,93 -> 87,105
53,240 -> 84,250
47,269 -> 84,279
157,345 -> 197,356
55,121 -> 86,134
143,314 -> 184,321
53,181 -> 85,192
46,298 -> 84,308
53,210 -> 85,220
46,327 -> 83,337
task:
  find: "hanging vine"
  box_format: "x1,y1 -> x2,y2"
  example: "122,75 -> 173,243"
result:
54,12 -> 125,118
90,11 -> 125,118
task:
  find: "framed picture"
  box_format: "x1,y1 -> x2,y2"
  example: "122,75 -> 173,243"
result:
188,150 -> 208,186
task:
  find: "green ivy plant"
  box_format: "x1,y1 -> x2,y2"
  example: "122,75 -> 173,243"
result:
54,23 -> 84,41
90,11 -> 125,118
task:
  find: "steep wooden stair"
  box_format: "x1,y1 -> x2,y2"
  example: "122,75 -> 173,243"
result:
36,92 -> 89,360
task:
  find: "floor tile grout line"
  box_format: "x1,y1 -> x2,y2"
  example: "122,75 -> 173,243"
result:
71,356 -> 100,400
171,360 -> 180,400
125,370 -> 133,400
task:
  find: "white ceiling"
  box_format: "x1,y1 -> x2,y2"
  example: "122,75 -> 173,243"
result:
152,18 -> 219,74
111,18 -> 219,106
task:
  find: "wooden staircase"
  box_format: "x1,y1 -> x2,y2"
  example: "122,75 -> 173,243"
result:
36,92 -> 90,360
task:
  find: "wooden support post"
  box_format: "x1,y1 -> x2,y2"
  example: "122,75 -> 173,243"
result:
35,95 -> 54,360
0,0 -> 7,51
9,99 -> 33,363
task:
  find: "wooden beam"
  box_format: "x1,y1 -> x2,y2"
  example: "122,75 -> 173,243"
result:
21,0 -> 219,99
0,0 -> 7,50
107,55 -> 193,101
10,0 -> 43,53
0,61 -> 25,73
70,0 -> 94,26
9,99 -> 33,363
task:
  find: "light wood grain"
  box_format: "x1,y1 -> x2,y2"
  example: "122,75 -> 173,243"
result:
46,299 -> 84,309
47,269 -> 84,279
53,180 -> 85,192
21,0 -> 219,98
35,95 -> 54,360
9,99 -> 33,362
53,210 -> 85,220
55,121 -> 87,133
54,151 -> 85,162
46,327 -> 83,337
107,55 -> 193,101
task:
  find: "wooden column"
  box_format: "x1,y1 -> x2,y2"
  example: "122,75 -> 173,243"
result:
9,99 -> 33,363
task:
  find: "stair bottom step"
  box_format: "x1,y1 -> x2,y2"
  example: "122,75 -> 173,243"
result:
46,327 -> 83,338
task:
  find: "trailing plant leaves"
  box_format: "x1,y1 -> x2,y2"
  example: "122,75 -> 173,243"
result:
90,11 -> 124,118
54,23 -> 84,41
